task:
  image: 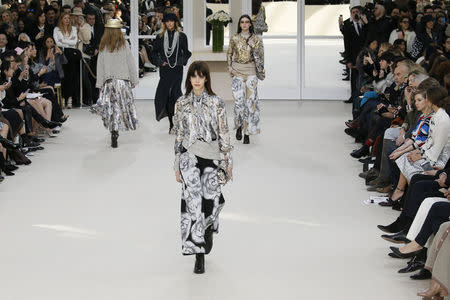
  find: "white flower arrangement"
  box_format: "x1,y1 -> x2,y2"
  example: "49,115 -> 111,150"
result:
206,10 -> 232,26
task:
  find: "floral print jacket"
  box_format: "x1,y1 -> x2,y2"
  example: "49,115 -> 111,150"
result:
174,91 -> 233,175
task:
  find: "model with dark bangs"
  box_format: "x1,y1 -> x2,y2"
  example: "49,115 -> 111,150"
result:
185,61 -> 216,96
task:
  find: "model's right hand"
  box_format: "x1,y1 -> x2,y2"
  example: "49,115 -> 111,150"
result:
175,170 -> 182,183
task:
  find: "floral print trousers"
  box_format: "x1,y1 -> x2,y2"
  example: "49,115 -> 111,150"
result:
179,151 -> 225,255
231,75 -> 260,135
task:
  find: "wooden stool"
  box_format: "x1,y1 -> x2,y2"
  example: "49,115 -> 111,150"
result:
54,83 -> 64,109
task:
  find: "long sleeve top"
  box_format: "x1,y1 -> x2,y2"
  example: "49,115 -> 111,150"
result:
53,26 -> 77,49
421,108 -> 450,164
227,33 -> 265,78
173,91 -> 233,175
95,45 -> 139,88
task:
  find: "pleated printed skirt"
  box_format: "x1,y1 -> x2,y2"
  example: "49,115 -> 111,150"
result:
90,79 -> 138,132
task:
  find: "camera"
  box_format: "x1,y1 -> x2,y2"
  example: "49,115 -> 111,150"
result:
363,2 -> 375,23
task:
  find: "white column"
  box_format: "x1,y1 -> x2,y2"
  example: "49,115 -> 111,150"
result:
183,0 -> 194,53
241,0 -> 252,15
130,0 -> 139,72
298,0 -> 304,100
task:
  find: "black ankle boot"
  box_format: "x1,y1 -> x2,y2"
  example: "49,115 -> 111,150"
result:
20,134 -> 40,148
194,253 -> 205,274
0,137 -> 20,150
243,134 -> 250,144
377,217 -> 403,234
111,131 -> 119,148
350,145 -> 369,158
236,127 -> 242,140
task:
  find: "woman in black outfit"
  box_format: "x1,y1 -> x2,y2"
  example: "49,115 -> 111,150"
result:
152,13 -> 191,133
27,10 -> 53,53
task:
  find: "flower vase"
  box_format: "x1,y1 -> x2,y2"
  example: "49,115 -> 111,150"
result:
212,23 -> 224,52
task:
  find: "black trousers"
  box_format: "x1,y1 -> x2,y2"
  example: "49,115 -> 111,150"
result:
415,202 -> 450,246
62,48 -> 81,104
402,174 -> 444,219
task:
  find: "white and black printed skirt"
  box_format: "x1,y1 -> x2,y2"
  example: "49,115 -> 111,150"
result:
179,150 -> 225,255
90,79 -> 138,132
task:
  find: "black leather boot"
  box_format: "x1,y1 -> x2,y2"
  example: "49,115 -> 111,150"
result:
111,131 -> 119,148
27,104 -> 61,129
243,134 -> 250,144
0,136 -> 20,150
194,253 -> 205,274
236,127 -> 242,140
204,226 -> 213,255
350,145 -> 369,158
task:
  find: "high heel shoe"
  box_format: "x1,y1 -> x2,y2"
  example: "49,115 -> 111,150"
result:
243,134 -> 250,144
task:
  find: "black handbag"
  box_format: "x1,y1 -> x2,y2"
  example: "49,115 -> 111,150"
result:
82,43 -> 96,56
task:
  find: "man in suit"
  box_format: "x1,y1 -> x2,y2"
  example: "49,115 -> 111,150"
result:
342,5 -> 367,103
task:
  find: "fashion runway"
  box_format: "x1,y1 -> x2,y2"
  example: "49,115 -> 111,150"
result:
0,101 -> 426,299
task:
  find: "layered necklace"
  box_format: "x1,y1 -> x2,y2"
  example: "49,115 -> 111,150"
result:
164,30 -> 179,68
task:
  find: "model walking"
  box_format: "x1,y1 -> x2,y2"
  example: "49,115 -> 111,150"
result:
90,18 -> 139,148
227,14 -> 265,144
153,13 -> 191,134
173,61 -> 233,274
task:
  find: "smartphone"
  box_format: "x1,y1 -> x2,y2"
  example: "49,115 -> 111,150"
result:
421,161 -> 433,171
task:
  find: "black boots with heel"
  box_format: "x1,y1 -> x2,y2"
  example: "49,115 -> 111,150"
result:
111,131 -> 119,148
194,253 -> 205,274
236,127 -> 242,140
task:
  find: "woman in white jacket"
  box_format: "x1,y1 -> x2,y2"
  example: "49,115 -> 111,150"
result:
388,17 -> 416,54
53,12 -> 79,109
90,19 -> 138,148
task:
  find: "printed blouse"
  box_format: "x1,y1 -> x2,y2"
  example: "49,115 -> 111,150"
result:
174,91 -> 233,172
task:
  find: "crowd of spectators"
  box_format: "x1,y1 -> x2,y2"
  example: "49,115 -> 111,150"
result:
0,0 -> 184,183
341,0 -> 450,297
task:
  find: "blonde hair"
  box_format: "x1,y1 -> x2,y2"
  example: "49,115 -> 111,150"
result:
99,27 -> 126,52
58,12 -> 73,36
159,22 -> 181,37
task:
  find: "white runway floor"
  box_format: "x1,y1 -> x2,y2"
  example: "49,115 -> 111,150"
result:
0,101 -> 430,300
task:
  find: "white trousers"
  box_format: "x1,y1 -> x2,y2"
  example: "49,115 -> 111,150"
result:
407,197 -> 450,245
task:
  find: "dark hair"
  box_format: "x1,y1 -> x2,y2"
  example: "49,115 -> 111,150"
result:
185,61 -> 215,96
252,0 -> 262,15
44,6 -> 57,14
237,14 -> 254,34
0,60 -> 12,82
42,35 -> 55,48
426,86 -> 449,108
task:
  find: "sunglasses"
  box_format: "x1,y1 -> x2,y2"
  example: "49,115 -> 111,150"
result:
240,20 -> 250,24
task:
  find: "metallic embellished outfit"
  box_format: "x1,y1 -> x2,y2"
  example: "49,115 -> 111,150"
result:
174,91 -> 233,255
227,33 -> 265,135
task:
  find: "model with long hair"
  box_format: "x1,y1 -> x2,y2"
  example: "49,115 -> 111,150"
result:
227,14 -> 265,144
173,61 -> 233,274
90,19 -> 139,148
152,13 -> 191,134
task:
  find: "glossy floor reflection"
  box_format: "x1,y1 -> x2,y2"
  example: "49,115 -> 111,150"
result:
0,101 -> 426,299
